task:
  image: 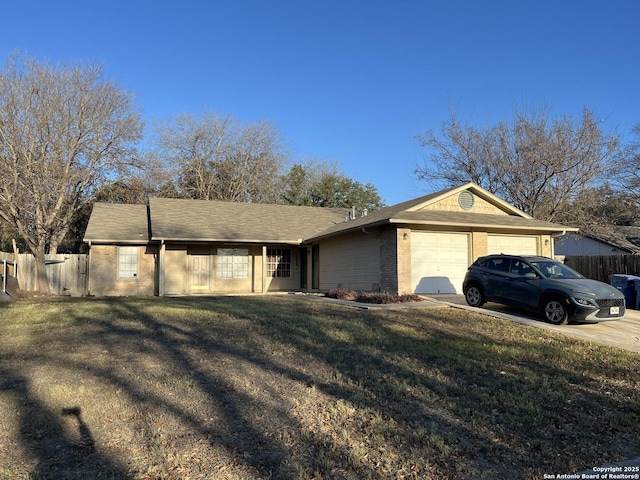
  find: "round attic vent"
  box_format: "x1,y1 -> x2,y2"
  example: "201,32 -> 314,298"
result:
458,190 -> 475,210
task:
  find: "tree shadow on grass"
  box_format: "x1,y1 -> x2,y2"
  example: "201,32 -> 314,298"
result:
201,296 -> 640,477
2,295 -> 639,479
0,367 -> 128,479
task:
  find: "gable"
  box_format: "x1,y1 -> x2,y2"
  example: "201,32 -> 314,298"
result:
418,190 -> 508,215
305,182 -> 575,242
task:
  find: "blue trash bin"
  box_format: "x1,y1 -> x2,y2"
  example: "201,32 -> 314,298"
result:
610,274 -> 640,308
633,279 -> 640,310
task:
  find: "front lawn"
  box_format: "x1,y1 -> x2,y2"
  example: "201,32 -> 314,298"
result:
0,296 -> 638,479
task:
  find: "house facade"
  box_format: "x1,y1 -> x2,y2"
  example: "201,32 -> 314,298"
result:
554,232 -> 640,256
83,183 -> 576,296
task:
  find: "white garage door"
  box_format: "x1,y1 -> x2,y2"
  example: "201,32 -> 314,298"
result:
411,232 -> 469,294
487,235 -> 538,255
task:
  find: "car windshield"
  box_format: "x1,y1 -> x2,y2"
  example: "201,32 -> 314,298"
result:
529,260 -> 583,279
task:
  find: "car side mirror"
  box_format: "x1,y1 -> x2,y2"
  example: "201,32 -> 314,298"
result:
524,272 -> 537,279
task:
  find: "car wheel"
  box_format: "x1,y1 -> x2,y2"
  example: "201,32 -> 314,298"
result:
543,297 -> 569,325
465,285 -> 485,307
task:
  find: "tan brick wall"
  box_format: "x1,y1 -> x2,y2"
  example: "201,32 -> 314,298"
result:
379,227 -> 397,294
89,245 -> 155,296
396,228 -> 412,295
540,235 -> 553,257
471,231 -> 488,262
377,227 -> 412,295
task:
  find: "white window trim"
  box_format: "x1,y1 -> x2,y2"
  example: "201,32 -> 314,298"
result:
217,248 -> 249,279
118,246 -> 138,279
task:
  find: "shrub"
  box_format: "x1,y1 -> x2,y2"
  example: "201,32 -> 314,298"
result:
325,289 -> 422,304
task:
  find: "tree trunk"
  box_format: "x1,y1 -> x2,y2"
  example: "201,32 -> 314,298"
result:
33,248 -> 51,294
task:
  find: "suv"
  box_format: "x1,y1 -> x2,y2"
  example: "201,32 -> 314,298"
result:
462,254 -> 626,325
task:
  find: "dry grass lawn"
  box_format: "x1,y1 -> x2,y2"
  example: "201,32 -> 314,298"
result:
0,295 -> 638,479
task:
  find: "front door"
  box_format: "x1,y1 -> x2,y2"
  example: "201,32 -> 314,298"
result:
189,254 -> 210,291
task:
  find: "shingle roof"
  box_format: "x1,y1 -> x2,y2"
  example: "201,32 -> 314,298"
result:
83,203 -> 149,243
83,183 -> 576,245
305,183 -> 574,241
148,198 -> 347,243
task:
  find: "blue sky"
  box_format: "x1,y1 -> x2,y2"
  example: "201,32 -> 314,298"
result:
2,1 -> 639,205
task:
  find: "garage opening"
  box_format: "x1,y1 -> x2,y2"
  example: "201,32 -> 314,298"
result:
411,232 -> 469,294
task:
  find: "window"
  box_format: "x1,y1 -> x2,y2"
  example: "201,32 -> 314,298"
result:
511,260 -> 534,277
267,248 -> 291,278
118,246 -> 138,279
486,257 -> 509,272
217,248 -> 248,278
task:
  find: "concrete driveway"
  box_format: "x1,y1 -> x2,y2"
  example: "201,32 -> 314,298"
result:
426,295 -> 640,353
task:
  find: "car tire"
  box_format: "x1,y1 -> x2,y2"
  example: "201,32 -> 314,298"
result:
464,285 -> 485,307
543,297 -> 569,325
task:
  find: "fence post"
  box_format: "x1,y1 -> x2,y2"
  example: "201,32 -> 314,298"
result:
2,260 -> 6,294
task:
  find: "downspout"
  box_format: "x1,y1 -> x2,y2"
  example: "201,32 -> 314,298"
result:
550,230 -> 567,259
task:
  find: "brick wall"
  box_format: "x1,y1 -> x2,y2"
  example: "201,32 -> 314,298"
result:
396,228 -> 412,294
89,244 -> 156,296
471,231 -> 488,261
379,227 -> 412,295
379,227 -> 398,294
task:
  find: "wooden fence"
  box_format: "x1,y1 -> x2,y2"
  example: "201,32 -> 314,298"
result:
0,252 -> 88,296
564,255 -> 640,283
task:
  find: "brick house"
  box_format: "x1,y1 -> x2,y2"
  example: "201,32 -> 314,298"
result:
83,182 -> 575,296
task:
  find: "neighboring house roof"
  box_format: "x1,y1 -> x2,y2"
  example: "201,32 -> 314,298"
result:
306,183 -> 575,241
620,226 -> 640,250
84,203 -> 150,243
555,230 -> 640,255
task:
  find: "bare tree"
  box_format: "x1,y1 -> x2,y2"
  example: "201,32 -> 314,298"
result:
154,112 -> 287,203
0,53 -> 142,292
415,106 -> 620,221
617,123 -> 640,203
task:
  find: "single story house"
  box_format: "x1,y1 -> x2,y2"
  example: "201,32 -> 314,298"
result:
555,231 -> 640,256
83,182 -> 576,296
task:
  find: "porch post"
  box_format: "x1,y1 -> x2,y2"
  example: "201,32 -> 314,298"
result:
159,240 -> 165,296
262,245 -> 266,293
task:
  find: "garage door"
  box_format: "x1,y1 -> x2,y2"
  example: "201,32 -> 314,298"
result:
487,235 -> 538,255
411,232 -> 469,294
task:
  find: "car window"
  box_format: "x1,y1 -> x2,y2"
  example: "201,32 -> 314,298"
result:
530,260 -> 583,279
486,258 -> 509,272
510,260 -> 535,277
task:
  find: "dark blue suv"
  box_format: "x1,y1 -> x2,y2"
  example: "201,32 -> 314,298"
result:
462,254 -> 626,325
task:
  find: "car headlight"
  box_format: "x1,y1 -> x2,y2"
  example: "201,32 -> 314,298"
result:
572,297 -> 598,307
